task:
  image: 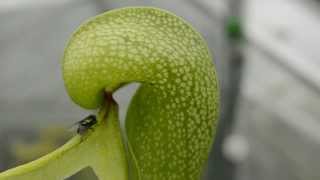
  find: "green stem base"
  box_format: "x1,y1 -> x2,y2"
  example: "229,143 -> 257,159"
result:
0,101 -> 128,180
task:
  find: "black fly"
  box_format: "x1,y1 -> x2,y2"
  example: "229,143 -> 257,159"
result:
76,114 -> 97,135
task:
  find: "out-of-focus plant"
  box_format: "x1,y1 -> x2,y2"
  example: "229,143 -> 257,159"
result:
12,127 -> 71,163
0,7 -> 219,180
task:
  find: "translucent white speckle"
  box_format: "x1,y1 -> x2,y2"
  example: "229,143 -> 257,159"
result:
62,7 -> 219,180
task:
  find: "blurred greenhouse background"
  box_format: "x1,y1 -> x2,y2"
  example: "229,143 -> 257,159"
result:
0,0 -> 320,180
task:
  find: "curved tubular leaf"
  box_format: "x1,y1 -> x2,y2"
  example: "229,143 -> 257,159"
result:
0,101 -> 128,180
63,7 -> 219,180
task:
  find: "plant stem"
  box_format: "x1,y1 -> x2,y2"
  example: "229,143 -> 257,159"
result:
0,98 -> 128,180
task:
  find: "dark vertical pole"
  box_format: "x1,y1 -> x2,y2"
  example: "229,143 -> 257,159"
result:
207,0 -> 244,180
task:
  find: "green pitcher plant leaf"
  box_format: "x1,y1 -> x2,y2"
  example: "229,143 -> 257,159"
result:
0,7 -> 219,180
0,99 -> 128,180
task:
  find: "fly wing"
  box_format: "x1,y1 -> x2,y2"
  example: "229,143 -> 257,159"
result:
67,121 -> 80,133
67,114 -> 96,133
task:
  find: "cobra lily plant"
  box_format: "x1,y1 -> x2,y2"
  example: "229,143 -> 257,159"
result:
0,7 -> 219,180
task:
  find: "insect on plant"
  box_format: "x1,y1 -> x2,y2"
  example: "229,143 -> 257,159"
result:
0,7 -> 219,180
75,114 -> 97,135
